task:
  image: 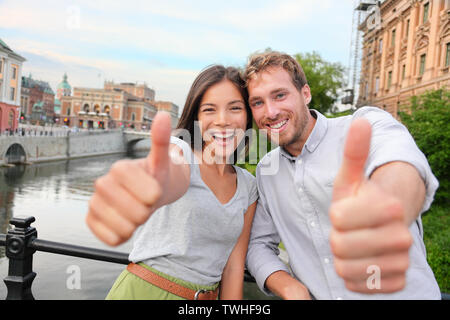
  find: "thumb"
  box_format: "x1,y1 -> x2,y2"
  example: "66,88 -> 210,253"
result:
332,118 -> 372,202
147,112 -> 172,181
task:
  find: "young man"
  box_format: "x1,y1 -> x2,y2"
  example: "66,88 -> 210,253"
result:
244,50 -> 441,300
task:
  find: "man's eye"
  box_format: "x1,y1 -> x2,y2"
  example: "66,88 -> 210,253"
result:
276,93 -> 285,99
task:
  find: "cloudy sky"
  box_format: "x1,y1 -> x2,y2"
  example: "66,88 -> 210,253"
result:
0,0 -> 355,109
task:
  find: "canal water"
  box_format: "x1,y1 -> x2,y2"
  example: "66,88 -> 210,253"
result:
0,152 -> 275,300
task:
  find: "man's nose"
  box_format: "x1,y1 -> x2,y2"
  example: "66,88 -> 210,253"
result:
265,101 -> 280,120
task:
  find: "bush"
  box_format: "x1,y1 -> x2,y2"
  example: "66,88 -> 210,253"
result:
422,205 -> 450,293
398,88 -> 450,205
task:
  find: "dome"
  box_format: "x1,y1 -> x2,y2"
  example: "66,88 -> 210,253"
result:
57,73 -> 72,91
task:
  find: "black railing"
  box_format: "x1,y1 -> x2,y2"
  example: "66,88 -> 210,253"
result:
1,216 -> 448,300
0,215 -> 255,300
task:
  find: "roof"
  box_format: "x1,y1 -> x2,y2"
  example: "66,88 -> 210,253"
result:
0,38 -> 12,52
0,38 -> 26,62
33,101 -> 44,111
57,73 -> 72,91
22,75 -> 55,95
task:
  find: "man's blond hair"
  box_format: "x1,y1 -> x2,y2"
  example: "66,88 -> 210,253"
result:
243,50 -> 308,92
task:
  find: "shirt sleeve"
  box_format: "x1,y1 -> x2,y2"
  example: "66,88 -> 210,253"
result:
245,166 -> 291,296
169,136 -> 195,164
242,169 -> 259,207
354,107 -> 439,214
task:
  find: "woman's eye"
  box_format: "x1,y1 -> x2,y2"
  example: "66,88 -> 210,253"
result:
202,108 -> 214,112
252,101 -> 262,107
231,105 -> 243,110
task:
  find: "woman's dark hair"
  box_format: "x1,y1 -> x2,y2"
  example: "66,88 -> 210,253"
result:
175,65 -> 252,163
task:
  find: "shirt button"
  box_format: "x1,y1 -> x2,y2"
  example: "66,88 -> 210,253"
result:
298,187 -> 303,193
297,159 -> 303,165
324,258 -> 330,264
310,221 -> 316,227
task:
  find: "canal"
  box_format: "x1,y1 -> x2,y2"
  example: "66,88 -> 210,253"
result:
0,152 -> 275,300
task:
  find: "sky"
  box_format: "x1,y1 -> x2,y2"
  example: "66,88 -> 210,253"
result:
0,0 -> 356,110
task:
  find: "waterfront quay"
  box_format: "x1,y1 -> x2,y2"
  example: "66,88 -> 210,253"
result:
0,125 -> 151,166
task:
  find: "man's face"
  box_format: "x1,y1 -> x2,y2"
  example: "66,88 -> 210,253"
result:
247,66 -> 312,151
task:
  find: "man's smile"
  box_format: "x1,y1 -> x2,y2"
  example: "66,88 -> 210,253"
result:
266,119 -> 289,133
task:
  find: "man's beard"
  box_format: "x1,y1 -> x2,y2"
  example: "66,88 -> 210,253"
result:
277,107 -> 310,150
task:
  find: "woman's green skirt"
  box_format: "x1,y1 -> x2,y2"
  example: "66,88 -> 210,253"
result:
105,263 -> 219,300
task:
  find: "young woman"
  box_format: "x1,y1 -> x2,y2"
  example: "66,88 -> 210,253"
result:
86,65 -> 257,300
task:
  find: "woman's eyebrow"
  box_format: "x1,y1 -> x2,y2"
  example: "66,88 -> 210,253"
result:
199,103 -> 216,108
228,100 -> 245,105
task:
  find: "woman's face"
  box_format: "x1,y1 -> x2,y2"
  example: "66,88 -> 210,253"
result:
197,80 -> 248,164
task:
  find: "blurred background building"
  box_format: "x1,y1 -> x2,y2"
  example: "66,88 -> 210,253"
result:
356,0 -> 450,116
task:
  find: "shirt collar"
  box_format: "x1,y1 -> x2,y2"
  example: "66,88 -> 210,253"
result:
279,109 -> 328,160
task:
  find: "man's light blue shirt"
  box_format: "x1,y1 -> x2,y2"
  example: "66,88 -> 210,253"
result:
246,107 -> 441,300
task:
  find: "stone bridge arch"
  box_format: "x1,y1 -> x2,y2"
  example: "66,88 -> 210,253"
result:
126,138 -> 146,157
4,143 -> 27,164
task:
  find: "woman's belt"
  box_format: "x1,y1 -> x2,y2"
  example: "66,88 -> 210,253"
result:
127,263 -> 219,300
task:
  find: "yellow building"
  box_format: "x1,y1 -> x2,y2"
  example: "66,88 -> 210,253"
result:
60,82 -> 158,130
357,0 -> 450,116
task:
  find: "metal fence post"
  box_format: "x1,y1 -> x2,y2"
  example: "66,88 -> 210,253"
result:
3,216 -> 37,300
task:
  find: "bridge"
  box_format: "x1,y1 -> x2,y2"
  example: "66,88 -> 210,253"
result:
0,128 -> 152,165
123,130 -> 151,157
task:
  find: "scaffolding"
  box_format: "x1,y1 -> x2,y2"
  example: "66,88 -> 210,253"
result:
342,0 -> 381,106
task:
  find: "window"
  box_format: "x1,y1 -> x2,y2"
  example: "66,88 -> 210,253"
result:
0,59 -> 2,74
379,39 -> 383,53
11,66 -> 16,80
446,43 -> 450,67
375,77 -> 380,93
420,54 -> 426,76
406,19 -> 410,38
391,29 -> 396,47
67,107 -> 71,116
10,87 -> 15,100
423,2 -> 429,24
387,71 -> 392,89
8,110 -> 14,127
402,64 -> 406,80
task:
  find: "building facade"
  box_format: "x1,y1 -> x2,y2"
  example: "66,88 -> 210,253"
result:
20,74 -> 55,124
0,38 -> 26,132
154,101 -> 180,128
60,81 -> 159,130
357,0 -> 450,116
54,73 -> 72,123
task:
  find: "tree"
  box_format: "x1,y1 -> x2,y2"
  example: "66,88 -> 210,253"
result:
294,52 -> 346,114
398,88 -> 450,205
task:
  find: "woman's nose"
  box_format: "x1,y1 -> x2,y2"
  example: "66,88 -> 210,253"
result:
214,110 -> 230,126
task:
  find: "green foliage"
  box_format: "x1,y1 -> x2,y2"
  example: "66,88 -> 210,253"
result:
326,108 -> 354,118
398,88 -> 450,205
422,205 -> 450,293
294,52 -> 346,114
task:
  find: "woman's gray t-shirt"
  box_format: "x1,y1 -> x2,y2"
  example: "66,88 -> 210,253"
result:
128,136 -> 258,286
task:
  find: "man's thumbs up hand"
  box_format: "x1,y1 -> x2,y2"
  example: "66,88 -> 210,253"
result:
329,118 -> 413,293
86,112 -> 172,246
